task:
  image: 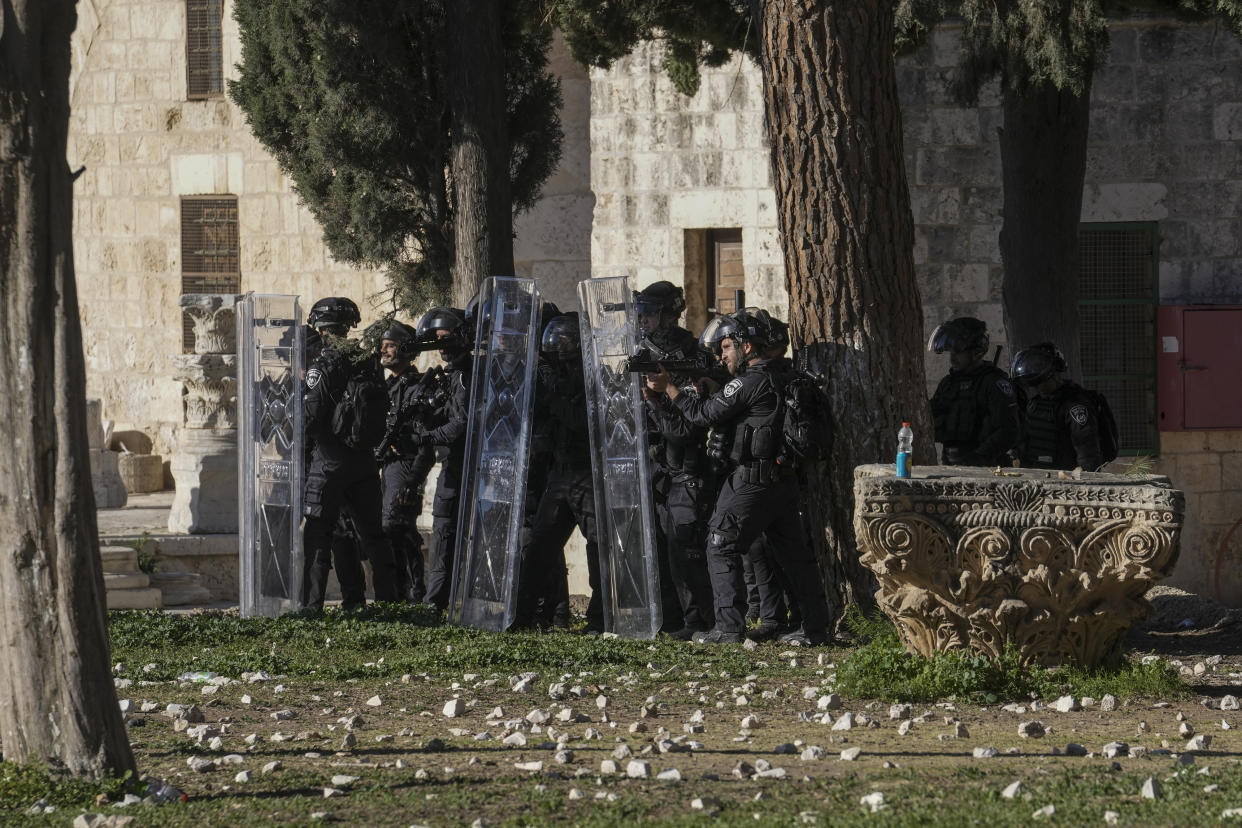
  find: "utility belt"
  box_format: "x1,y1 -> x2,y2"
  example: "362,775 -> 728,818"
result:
738,459 -> 785,485
663,441 -> 705,474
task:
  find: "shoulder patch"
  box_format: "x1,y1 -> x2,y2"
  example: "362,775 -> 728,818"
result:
723,378 -> 743,398
997,378 -> 1015,398
306,368 -> 322,389
1069,404 -> 1089,426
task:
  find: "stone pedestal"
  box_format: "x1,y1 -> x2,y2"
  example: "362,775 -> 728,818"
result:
87,398 -> 127,508
168,295 -> 239,534
169,429 -> 238,533
853,465 -> 1185,667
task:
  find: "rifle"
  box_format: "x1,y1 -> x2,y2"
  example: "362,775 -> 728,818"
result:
374,366 -> 446,461
622,337 -> 716,377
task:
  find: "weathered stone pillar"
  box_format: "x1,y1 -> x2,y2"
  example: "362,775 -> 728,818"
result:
169,295 -> 239,533
87,398 -> 127,508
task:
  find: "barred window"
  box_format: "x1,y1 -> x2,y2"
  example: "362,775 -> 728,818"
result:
186,0 -> 224,99
1078,222 -> 1159,454
181,196 -> 240,352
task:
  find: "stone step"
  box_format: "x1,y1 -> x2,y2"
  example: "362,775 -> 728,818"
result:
150,572 -> 213,607
100,546 -> 140,573
104,572 -> 150,590
106,587 -> 163,610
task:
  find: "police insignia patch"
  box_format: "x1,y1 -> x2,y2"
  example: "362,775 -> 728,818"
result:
1069,404 -> 1089,426
306,368 -> 322,389
997,379 -> 1014,397
723,378 -> 743,398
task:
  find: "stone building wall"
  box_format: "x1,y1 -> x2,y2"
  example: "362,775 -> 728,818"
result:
590,19 -> 1242,604
68,1 -> 593,453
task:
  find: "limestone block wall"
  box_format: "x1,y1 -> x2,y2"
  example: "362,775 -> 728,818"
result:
68,0 -> 389,454
590,45 -> 787,313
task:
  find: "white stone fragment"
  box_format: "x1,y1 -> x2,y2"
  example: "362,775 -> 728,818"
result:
365,695 -> 382,707
443,699 -> 465,718
1221,695 -> 1239,711
261,761 -> 282,774
1187,734 -> 1212,751
234,770 -> 252,783
897,719 -> 912,736
626,760 -> 651,778
1001,781 -> 1024,799
1100,694 -> 1117,711
839,747 -> 862,761
514,761 -> 544,772
1018,721 -> 1045,738
1033,805 -> 1056,819
656,769 -> 682,781
860,791 -> 886,813
1141,777 -> 1161,799
972,746 -> 998,758
831,712 -> 855,731
1051,695 -> 1079,713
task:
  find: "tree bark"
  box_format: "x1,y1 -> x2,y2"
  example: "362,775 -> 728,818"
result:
0,0 -> 137,778
757,1 -> 933,624
998,80 -> 1091,376
446,0 -> 514,307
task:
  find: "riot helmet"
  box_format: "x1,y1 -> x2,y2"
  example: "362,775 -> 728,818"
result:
699,315 -> 731,356
540,312 -> 581,359
380,319 -> 418,360
416,306 -> 467,358
538,300 -> 563,340
928,317 -> 989,355
634,281 -> 686,317
307,297 -> 361,335
766,315 -> 790,356
1011,342 -> 1067,387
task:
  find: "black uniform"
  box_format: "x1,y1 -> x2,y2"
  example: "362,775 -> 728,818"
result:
671,359 -> 830,636
645,326 -> 717,634
301,348 -> 399,608
1020,381 -> 1104,471
378,368 -> 440,603
931,361 -> 1021,466
516,356 -> 603,630
414,353 -> 471,612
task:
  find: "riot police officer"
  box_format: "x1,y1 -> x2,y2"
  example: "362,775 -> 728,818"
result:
301,297 -> 400,608
647,309 -> 831,645
376,320 -> 439,603
515,313 -> 604,632
1012,342 -> 1105,471
635,282 -> 717,640
405,306 -> 471,612
928,317 -> 1020,466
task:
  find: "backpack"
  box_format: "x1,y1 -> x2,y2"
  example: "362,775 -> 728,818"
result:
1084,388 -> 1120,463
778,371 -> 833,467
330,360 -> 391,451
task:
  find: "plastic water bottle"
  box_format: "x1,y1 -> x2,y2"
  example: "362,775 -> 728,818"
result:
896,422 -> 914,478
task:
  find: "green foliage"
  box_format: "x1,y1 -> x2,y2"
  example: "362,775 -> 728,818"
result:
229,0 -> 562,313
0,763 -> 129,813
553,0 -> 752,96
1123,454 -> 1157,477
129,532 -> 159,574
835,610 -> 1184,703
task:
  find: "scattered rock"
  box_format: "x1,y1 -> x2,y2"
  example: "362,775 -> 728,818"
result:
514,761 -> 543,772
1065,743 -> 1088,757
773,743 -> 796,755
234,770 -> 252,783
1141,777 -> 1161,799
972,746 -> 999,758
1001,781 -> 1024,799
818,694 -> 841,711
186,757 -> 214,773
1051,695 -> 1079,713
443,699 -> 465,718
502,732 -> 527,747
365,695 -> 382,707
600,760 -> 618,774
656,768 -> 682,781
1103,742 -> 1129,759
526,709 -> 550,725
1104,811 -> 1120,824
1018,721 -> 1045,739
330,775 -> 359,786
271,710 -> 296,722
839,747 -> 862,761
322,787 -> 345,799
889,704 -> 910,720
626,760 -> 651,779
691,796 -> 722,812
954,723 -> 970,739
800,746 -> 825,761
1033,805 -> 1056,819
261,761 -> 282,774
1100,694 -> 1117,712
741,715 -> 764,730
1187,734 -> 1212,752
897,720 -> 912,736
831,713 -> 855,731
1221,696 -> 1240,712
860,791 -> 886,813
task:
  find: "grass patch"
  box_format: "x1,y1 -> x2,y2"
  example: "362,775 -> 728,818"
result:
0,763 -> 130,815
834,609 -> 1185,703
107,605 -> 810,685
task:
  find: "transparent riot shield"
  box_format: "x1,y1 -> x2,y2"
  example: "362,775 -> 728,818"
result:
238,294 -> 304,618
577,276 -> 661,639
450,277 -> 540,631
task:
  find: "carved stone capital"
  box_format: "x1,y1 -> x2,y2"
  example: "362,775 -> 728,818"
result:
181,294 -> 240,355
853,465 -> 1185,667
171,354 -> 237,429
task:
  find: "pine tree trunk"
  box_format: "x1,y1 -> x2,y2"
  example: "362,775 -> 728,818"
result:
998,80 -> 1091,375
757,0 -> 932,624
0,0 -> 137,778
446,0 -> 514,306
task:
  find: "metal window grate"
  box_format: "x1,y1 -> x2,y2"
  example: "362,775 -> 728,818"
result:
1078,222 -> 1158,455
181,196 -> 240,351
186,0 -> 224,99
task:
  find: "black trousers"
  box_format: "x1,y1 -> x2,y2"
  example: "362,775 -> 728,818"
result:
516,464 -> 602,629
381,456 -> 434,603
424,460 -> 463,612
302,463 -> 398,608
654,468 -> 716,631
705,471 -> 829,635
